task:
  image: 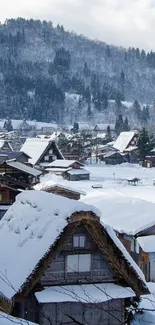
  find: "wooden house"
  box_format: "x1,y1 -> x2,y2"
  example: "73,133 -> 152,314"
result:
0,140 -> 13,153
46,159 -> 84,175
64,168 -> 90,181
20,138 -> 63,166
47,159 -> 90,181
0,160 -> 42,187
0,191 -> 148,325
0,151 -> 30,164
113,131 -> 139,154
42,183 -> 86,200
143,156 -> 155,168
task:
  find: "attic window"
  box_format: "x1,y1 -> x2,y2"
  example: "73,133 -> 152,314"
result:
44,155 -> 49,161
49,149 -> 53,155
66,254 -> 91,273
0,193 -> 2,201
73,235 -> 85,248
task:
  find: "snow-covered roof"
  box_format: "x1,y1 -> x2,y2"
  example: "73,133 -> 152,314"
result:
137,235 -> 155,253
36,180 -> 86,195
0,205 -> 10,211
0,140 -> 12,151
94,124 -> 115,131
113,131 -> 136,152
67,169 -> 90,175
48,159 -> 83,168
20,138 -> 52,165
6,160 -> 42,177
0,190 -> 100,300
11,119 -> 58,131
78,122 -> 93,131
81,189 -> 155,235
0,312 -> 38,325
35,283 -> 135,304
46,167 -> 71,173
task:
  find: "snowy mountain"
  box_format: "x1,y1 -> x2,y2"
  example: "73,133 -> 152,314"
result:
0,18 -> 155,127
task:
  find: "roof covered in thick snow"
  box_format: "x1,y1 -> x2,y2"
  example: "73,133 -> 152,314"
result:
137,235 -> 155,253
35,283 -> 135,303
113,131 -> 136,152
20,138 -> 54,165
35,179 -> 86,195
0,191 -> 100,300
81,189 -> 155,235
67,168 -> 90,175
6,160 -> 42,177
48,159 -> 83,168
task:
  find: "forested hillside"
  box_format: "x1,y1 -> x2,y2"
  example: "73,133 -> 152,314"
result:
0,18 -> 155,127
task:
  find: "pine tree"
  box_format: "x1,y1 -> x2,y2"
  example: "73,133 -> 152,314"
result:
83,62 -> 90,77
115,114 -> 124,135
5,118 -> 13,132
106,125 -> 112,142
133,100 -> 141,120
72,122 -> 79,133
120,70 -> 125,100
138,128 -> 154,161
124,117 -> 130,131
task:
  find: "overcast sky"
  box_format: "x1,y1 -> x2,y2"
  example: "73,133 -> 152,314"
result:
1,0 -> 155,50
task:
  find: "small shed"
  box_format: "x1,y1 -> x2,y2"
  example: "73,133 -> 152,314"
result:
143,156 -> 155,168
64,168 -> 90,181
43,184 -> 86,200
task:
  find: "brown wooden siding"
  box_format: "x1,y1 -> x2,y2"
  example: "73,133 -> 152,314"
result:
41,226 -> 116,286
40,300 -> 124,325
45,188 -> 80,200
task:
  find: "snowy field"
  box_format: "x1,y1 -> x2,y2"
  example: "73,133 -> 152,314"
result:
38,163 -> 155,204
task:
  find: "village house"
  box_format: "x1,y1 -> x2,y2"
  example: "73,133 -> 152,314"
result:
38,181 -> 86,200
46,159 -> 90,181
0,159 -> 42,219
20,138 -> 64,166
81,189 -> 155,283
0,139 -> 13,153
143,156 -> 155,168
0,191 -> 149,325
0,151 -> 30,164
113,131 -> 139,163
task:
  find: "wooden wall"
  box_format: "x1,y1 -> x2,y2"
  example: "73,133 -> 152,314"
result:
41,226 -> 116,286
45,187 -> 80,200
0,188 -> 10,204
40,300 -> 124,325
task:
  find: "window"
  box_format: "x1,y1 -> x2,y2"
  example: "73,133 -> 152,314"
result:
66,254 -> 91,273
44,155 -> 49,161
49,149 -> 53,155
52,155 -> 57,161
73,235 -> 85,248
0,193 -> 2,202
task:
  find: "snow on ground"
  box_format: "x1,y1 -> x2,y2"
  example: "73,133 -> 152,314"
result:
0,312 -> 38,324
36,163 -> 155,236
38,163 -> 155,201
132,283 -> 155,325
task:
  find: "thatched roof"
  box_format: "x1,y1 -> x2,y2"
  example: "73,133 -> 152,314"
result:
0,191 -> 149,312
